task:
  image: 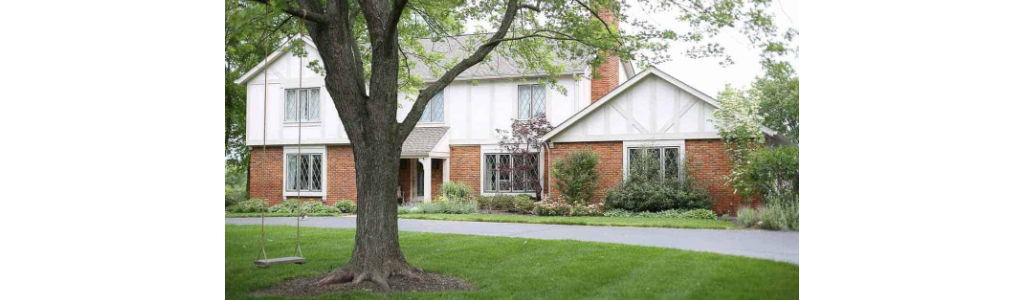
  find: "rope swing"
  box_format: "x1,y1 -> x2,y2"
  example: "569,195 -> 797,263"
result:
254,15 -> 307,268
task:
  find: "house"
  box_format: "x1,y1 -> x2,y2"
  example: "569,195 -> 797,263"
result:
235,35 -> 772,214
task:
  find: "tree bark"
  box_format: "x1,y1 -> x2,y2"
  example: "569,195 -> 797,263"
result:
250,0 -> 522,290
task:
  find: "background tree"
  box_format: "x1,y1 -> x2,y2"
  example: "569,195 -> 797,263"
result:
713,61 -> 799,202
228,0 -> 795,289
496,114 -> 553,200
225,0 -> 305,199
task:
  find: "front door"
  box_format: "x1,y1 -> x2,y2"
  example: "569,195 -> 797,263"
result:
416,161 -> 425,197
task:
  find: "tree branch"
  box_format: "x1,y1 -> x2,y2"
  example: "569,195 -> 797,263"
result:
571,0 -> 614,35
397,0 -> 523,139
247,0 -> 332,23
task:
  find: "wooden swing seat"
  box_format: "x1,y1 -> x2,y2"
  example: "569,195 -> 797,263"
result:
254,256 -> 306,268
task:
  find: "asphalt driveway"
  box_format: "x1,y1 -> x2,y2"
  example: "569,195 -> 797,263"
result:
226,216 -> 799,264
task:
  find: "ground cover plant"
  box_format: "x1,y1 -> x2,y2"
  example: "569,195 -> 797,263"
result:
398,213 -> 735,229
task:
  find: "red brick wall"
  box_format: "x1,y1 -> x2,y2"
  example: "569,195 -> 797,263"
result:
432,159 -> 443,198
247,146 -> 358,206
449,146 -> 481,195
545,141 -> 624,203
326,146 -> 357,205
590,8 -> 619,103
685,139 -> 754,214
248,146 -> 283,205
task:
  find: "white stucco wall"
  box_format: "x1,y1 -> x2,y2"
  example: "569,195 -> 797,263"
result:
245,43 -> 587,147
551,74 -> 722,143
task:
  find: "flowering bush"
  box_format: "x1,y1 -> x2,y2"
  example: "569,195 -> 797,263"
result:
533,200 -> 572,216
570,203 -> 603,216
532,201 -> 603,216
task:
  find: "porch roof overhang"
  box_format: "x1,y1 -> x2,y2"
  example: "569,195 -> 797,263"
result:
401,127 -> 449,158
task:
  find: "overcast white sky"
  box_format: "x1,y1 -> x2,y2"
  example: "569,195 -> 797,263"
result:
631,0 -> 800,96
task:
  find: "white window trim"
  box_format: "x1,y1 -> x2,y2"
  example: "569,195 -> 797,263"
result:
281,86 -> 323,126
478,144 -> 544,196
621,140 -> 686,181
282,146 -> 327,198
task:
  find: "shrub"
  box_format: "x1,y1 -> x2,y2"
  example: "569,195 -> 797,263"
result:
335,200 -> 356,213
488,195 -> 517,212
533,200 -> 572,216
737,207 -> 759,228
679,209 -> 716,220
225,189 -> 247,207
602,209 -> 633,218
730,145 -> 799,202
227,199 -> 268,213
441,182 -> 474,202
603,151 -> 713,212
570,203 -> 603,216
552,149 -> 601,205
600,208 -> 716,220
476,196 -> 493,210
402,201 -> 478,214
512,195 -> 535,214
302,201 -> 340,214
760,201 -> 798,231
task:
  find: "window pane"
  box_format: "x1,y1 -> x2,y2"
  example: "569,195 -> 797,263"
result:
286,154 -> 297,191
627,148 -> 640,176
499,154 -> 511,192
431,92 -> 444,122
419,101 -> 431,122
305,89 -> 320,121
664,148 -> 679,179
518,86 -> 531,119
299,154 -> 310,190
648,149 -> 662,175
532,85 -> 545,117
485,155 -> 497,192
285,90 -> 298,122
311,154 -> 322,191
512,155 -> 525,192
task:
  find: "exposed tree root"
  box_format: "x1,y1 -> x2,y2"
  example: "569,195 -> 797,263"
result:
316,260 -> 424,291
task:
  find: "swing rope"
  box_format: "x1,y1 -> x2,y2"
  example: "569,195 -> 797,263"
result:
255,8 -> 305,266
257,3 -> 270,262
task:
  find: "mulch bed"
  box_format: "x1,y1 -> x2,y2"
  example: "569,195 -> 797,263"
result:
253,272 -> 474,297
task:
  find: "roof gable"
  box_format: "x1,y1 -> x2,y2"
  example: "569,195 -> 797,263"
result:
234,35 -> 315,85
541,67 -> 774,142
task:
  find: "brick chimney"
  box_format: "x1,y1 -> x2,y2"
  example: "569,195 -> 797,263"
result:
590,6 -> 619,103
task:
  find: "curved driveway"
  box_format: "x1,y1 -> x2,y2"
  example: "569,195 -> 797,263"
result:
226,216 -> 799,264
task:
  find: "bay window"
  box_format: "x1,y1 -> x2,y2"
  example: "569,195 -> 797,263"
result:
484,153 -> 539,193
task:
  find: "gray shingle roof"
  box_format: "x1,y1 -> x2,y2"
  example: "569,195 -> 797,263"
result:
410,34 -> 588,81
401,127 -> 448,156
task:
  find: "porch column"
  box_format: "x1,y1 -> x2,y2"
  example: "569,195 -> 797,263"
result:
442,159 -> 450,184
419,157 -> 432,203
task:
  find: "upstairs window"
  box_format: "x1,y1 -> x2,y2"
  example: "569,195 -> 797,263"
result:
518,84 -> 545,119
286,153 -> 322,192
419,90 -> 444,122
285,88 -> 320,122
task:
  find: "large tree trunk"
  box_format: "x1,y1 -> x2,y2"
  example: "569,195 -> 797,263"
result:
267,0 -> 521,290
316,137 -> 421,289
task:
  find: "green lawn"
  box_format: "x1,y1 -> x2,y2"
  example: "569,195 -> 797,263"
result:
227,225 -> 797,299
399,213 -> 736,229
